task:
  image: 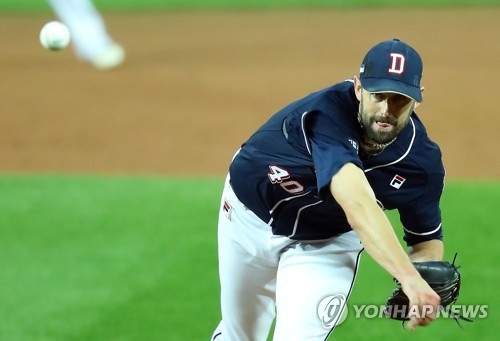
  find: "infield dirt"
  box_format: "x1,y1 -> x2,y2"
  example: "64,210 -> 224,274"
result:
1,8 -> 499,179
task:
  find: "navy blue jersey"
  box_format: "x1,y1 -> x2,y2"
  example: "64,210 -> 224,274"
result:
229,80 -> 445,245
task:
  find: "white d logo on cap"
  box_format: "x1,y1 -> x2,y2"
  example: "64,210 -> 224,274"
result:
388,53 -> 406,74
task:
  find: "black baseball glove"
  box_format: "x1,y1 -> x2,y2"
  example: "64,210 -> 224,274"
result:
384,254 -> 472,326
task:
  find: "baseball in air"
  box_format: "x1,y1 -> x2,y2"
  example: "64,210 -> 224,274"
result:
39,21 -> 71,51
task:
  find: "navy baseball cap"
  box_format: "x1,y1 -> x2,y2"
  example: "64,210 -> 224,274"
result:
359,39 -> 423,102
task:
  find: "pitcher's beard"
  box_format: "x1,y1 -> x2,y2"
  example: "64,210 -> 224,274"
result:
368,120 -> 399,143
357,99 -> 413,144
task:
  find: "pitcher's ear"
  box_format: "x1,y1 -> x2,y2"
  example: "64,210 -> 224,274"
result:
353,76 -> 362,101
415,86 -> 424,108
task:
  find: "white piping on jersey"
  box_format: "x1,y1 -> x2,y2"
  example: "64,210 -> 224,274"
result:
290,200 -> 324,238
269,190 -> 313,217
404,222 -> 442,236
301,111 -> 417,169
364,117 -> 416,173
301,111 -> 313,155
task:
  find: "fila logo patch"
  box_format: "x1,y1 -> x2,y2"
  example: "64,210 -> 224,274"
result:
390,174 -> 406,189
388,53 -> 405,74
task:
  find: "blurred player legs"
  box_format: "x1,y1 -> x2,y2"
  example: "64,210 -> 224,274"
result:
47,0 -> 125,70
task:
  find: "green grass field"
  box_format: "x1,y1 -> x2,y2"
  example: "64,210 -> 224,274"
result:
0,176 -> 498,340
0,176 -> 222,340
0,0 -> 498,11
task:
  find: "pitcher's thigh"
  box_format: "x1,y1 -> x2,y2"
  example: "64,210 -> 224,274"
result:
216,198 -> 278,340
273,235 -> 362,340
218,239 -> 277,340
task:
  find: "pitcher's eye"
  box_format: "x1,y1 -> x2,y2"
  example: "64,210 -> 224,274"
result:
371,93 -> 386,102
391,94 -> 412,106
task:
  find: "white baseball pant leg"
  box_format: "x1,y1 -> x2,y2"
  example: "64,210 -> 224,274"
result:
212,176 -> 364,340
273,232 -> 363,340
47,0 -> 114,61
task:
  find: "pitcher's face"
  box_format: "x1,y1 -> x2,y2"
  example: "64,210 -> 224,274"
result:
354,77 -> 415,144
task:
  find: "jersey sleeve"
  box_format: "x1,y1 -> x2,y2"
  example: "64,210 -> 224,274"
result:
304,110 -> 363,196
399,174 -> 445,246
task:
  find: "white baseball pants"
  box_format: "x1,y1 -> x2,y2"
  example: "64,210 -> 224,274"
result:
212,176 -> 364,340
47,0 -> 114,61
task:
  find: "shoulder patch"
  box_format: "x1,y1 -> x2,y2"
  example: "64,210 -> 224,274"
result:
349,138 -> 359,153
